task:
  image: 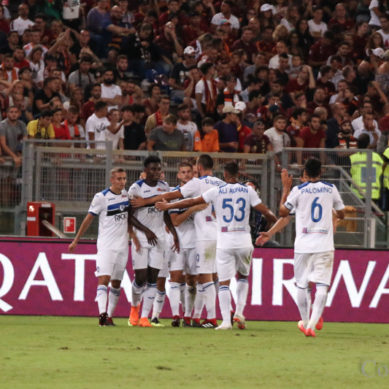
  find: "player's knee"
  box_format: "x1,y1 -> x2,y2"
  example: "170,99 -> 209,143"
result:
111,279 -> 121,289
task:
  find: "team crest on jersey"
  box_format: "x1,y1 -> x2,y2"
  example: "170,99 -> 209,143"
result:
120,204 -> 126,211
122,195 -> 127,198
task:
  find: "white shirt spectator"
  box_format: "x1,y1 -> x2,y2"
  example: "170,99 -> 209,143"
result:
10,16 -> 34,36
369,0 -> 381,27
176,121 -> 198,151
268,54 -> 292,69
264,126 -> 291,153
195,79 -> 215,104
86,113 -> 110,150
308,19 -> 328,38
352,115 -> 381,145
211,13 -> 240,30
377,29 -> 389,49
106,125 -> 124,150
101,83 -> 122,111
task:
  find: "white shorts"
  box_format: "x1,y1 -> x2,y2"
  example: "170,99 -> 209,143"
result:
170,247 -> 197,275
294,251 -> 334,288
158,244 -> 170,278
196,240 -> 217,274
95,247 -> 129,280
216,247 -> 253,282
131,243 -> 165,271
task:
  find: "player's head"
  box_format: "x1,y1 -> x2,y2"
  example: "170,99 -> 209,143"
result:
143,155 -> 162,183
110,167 -> 127,192
304,157 -> 321,179
197,154 -> 213,174
223,161 -> 239,180
177,161 -> 193,184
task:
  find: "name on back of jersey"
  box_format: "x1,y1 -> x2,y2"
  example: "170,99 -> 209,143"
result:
300,186 -> 333,194
219,186 -> 249,194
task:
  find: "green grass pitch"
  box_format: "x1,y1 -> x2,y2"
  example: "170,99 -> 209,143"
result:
1,316 -> 389,389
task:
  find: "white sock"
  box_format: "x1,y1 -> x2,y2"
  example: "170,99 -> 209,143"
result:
193,283 -> 204,319
152,290 -> 166,319
236,279 -> 249,317
307,285 -> 328,330
180,282 -> 186,312
96,285 -> 108,314
203,281 -> 216,319
296,286 -> 310,327
169,282 -> 181,316
218,285 -> 231,325
131,281 -> 144,307
141,283 -> 157,319
107,287 -> 120,317
184,284 -> 196,317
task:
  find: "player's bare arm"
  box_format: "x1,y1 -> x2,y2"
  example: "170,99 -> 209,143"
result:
68,213 -> 94,252
128,210 -> 158,246
156,195 -> 205,211
256,215 -> 291,246
163,211 -> 180,253
170,203 -> 208,227
131,190 -> 183,208
254,203 -> 277,226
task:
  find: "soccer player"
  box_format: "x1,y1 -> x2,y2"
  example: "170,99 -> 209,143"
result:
68,167 -> 157,326
131,154 -> 225,328
156,161 -> 277,330
128,155 -> 179,327
259,158 -> 345,337
168,162 -> 207,327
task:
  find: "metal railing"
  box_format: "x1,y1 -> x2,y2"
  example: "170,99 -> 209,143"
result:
1,141 -> 387,248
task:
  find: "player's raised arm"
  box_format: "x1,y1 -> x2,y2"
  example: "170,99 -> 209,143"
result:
131,189 -> 183,208
156,195 -> 206,211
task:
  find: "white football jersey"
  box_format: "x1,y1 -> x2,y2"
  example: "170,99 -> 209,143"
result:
128,179 -> 170,247
88,188 -> 129,251
169,185 -> 195,249
284,181 -> 345,253
202,183 -> 261,249
180,175 -> 225,241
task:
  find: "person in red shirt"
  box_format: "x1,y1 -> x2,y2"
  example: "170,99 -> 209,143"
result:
234,101 -> 252,152
299,114 -> 326,165
52,108 -> 71,140
308,31 -> 336,70
81,83 -> 102,126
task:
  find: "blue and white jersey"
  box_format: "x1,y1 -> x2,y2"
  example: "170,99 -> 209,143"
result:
88,188 -> 129,251
284,181 -> 345,253
202,183 -> 261,249
169,185 -> 195,249
128,179 -> 170,247
180,175 -> 225,241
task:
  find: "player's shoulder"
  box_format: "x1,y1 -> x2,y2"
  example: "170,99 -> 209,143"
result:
95,188 -> 110,198
320,180 -> 334,187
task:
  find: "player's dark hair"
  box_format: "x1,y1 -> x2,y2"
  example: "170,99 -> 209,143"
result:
144,155 -> 161,168
224,161 -> 239,177
197,154 -> 213,170
304,157 -> 321,178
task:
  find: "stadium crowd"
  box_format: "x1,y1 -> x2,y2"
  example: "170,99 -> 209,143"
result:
0,0 -> 389,207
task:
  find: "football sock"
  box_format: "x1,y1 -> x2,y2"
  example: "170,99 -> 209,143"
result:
307,284 -> 328,330
184,284 -> 196,317
141,283 -> 157,318
236,278 -> 249,317
152,289 -> 166,319
218,285 -> 231,324
203,281 -> 216,319
107,287 -> 120,317
131,281 -> 144,307
296,286 -> 310,328
193,283 -> 204,319
180,282 -> 186,312
169,282 -> 181,317
96,285 -> 108,314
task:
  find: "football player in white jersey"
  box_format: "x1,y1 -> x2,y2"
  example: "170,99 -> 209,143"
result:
132,154 -> 225,328
264,158 -> 345,337
69,168 -> 157,326
156,161 -> 277,329
127,155 -> 179,328
168,162 -> 208,327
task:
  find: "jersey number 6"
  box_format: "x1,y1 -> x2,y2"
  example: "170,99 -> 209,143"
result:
311,197 -> 323,222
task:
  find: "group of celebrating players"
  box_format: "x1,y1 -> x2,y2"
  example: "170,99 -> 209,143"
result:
69,153 -> 345,336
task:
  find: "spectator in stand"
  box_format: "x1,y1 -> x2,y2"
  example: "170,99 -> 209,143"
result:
13,47 -> 29,70
308,7 -> 328,40
176,103 -> 198,151
10,3 -> 34,37
64,106 -> 85,142
307,87 -> 329,114
328,3 -> 354,39
234,101 -> 252,152
122,105 -> 146,151
309,31 -> 336,70
285,65 -> 316,102
286,107 -> 308,147
105,108 -> 125,153
211,1 -> 240,35
316,65 -> 336,97
0,53 -> 18,82
32,77 -> 61,117
169,46 -> 197,104
214,105 -> 239,152
27,110 -> 55,140
336,119 -> 357,150
23,27 -> 47,57
269,40 -> 292,69
144,94 -> 171,138
68,56 -> 96,92
143,84 -> 161,117
81,83 -> 101,126
147,114 -> 184,151
195,62 -> 217,118
52,108 -> 71,141
100,68 -> 122,111
353,111 -> 381,149
378,14 -> 389,49
194,116 -> 219,152
300,114 -> 326,149
231,26 -> 257,64
243,119 -> 272,154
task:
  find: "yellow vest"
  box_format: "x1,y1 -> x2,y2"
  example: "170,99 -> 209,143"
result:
349,151 -> 383,199
383,148 -> 389,189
